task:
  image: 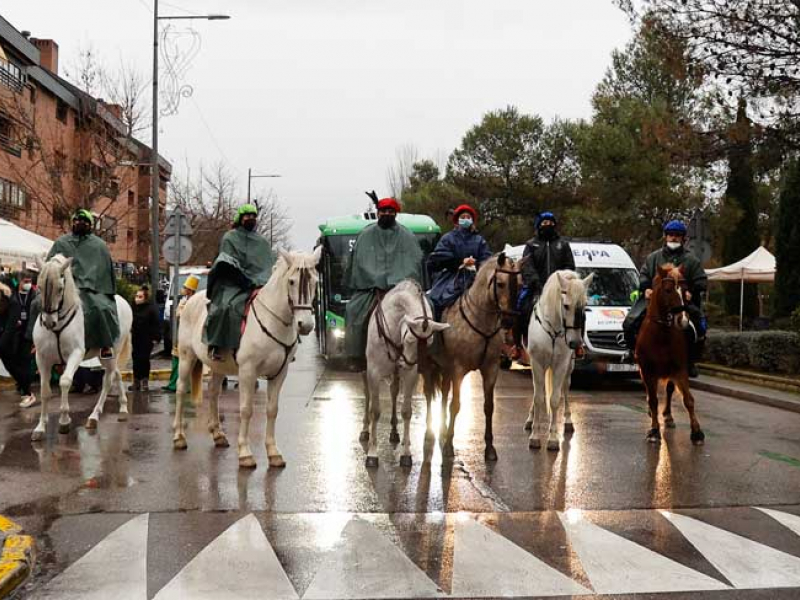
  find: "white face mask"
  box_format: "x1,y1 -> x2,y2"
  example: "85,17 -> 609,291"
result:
458,217 -> 473,229
666,242 -> 682,251
21,283 -> 32,292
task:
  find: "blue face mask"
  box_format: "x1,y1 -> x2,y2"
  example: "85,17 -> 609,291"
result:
458,217 -> 473,229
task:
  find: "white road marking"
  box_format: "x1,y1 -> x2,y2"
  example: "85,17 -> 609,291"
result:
755,507 -> 800,538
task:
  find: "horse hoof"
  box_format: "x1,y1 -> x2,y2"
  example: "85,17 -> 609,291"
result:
173,436 -> 188,451
563,422 -> 575,435
86,418 -> 98,430
691,430 -> 705,445
31,430 -> 44,442
664,418 -> 676,429
524,421 -> 533,432
485,446 -> 498,462
268,455 -> 286,468
117,413 -> 128,422
389,430 -> 400,444
359,431 -> 369,443
365,456 -> 379,468
239,456 -> 257,469
547,440 -> 560,452
214,434 -> 230,448
529,438 -> 541,450
399,455 -> 412,467
58,423 -> 70,435
646,428 -> 661,443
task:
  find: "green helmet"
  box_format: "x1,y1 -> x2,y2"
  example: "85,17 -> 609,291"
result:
234,204 -> 258,226
72,208 -> 94,225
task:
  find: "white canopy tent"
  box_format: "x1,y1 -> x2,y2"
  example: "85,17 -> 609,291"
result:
0,218 -> 53,268
705,246 -> 775,331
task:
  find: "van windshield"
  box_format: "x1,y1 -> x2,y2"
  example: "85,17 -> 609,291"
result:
577,267 -> 639,307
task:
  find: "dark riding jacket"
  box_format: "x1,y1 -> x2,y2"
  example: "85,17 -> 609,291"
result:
427,228 -> 492,311
639,245 -> 707,309
521,233 -> 575,296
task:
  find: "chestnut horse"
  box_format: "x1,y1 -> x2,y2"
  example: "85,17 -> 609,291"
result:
635,264 -> 705,445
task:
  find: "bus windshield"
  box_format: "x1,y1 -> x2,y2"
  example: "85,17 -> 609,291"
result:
578,267 -> 639,307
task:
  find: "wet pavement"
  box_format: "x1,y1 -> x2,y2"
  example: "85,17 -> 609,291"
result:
1,342 -> 800,599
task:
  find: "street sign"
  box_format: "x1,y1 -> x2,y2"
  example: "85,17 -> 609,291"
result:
162,235 -> 193,265
164,209 -> 193,236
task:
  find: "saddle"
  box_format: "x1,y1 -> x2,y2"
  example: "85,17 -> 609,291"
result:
240,287 -> 262,337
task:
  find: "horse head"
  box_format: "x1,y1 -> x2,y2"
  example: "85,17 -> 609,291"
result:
557,271 -> 593,350
277,246 -> 322,336
491,252 -> 523,328
39,255 -> 76,331
653,264 -> 689,330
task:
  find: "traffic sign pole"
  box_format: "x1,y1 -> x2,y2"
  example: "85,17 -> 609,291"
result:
170,211 -> 182,344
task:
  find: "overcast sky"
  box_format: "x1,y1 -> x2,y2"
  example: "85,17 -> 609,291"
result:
5,1 -> 632,249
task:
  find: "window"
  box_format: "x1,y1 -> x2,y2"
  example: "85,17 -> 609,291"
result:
0,114 -> 21,157
97,215 -> 118,243
56,99 -> 68,123
0,177 -> 26,209
0,58 -> 24,92
127,229 -> 134,243
128,190 -> 135,207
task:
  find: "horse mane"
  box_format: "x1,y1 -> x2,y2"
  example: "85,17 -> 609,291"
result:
539,270 -> 585,321
40,254 -> 80,312
385,279 -> 427,317
473,254 -> 500,290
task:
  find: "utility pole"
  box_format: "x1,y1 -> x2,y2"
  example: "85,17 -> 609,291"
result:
247,169 -> 281,202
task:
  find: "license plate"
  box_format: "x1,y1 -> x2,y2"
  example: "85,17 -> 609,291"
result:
607,363 -> 638,372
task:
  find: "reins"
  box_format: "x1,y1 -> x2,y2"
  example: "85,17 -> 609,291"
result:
375,287 -> 432,367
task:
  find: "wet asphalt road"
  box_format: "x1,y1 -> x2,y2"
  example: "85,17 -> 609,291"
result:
1,342 -> 800,599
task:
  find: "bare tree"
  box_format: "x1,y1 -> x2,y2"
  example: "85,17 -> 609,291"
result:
385,143 -> 420,199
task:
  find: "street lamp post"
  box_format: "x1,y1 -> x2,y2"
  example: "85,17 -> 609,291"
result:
246,168 -> 281,202
150,0 -> 229,294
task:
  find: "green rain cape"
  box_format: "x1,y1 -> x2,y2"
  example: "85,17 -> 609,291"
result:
344,222 -> 423,360
203,227 -> 275,350
47,233 -> 119,349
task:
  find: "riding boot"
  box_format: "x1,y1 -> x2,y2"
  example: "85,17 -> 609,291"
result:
128,379 -> 141,392
141,380 -> 149,392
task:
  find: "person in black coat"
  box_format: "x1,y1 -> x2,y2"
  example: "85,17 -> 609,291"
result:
130,286 -> 161,392
0,278 -> 37,407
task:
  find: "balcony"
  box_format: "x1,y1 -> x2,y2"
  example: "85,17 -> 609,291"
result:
0,59 -> 24,93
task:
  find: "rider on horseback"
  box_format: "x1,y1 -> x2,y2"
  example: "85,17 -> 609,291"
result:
47,209 -> 118,359
427,204 -> 492,321
623,220 -> 708,377
344,197 -> 423,372
514,211 -> 575,352
204,204 -> 275,361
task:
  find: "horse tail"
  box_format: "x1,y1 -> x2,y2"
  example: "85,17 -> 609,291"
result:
190,360 -> 204,406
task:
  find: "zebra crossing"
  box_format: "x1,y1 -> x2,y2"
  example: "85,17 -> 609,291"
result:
28,506 -> 800,599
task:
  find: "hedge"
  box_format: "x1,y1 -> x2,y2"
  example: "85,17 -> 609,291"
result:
704,331 -> 800,375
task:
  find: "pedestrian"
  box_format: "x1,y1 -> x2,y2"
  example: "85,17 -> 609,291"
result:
0,280 -> 36,407
162,275 -> 199,392
129,286 -> 161,392
14,270 -> 37,407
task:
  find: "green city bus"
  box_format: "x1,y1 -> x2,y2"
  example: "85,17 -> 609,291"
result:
315,212 -> 441,360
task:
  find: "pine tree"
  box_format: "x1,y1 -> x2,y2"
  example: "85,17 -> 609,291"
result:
722,100 -> 760,319
774,159 -> 800,318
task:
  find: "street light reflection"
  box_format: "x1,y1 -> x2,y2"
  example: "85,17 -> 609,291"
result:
317,381 -> 359,510
564,508 -> 584,523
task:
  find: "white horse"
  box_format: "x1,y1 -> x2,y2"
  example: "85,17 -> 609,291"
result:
31,254 -> 133,441
361,280 -> 448,468
525,270 -> 593,451
173,247 -> 321,469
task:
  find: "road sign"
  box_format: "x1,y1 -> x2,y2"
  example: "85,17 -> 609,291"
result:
164,209 -> 193,236
162,235 -> 193,265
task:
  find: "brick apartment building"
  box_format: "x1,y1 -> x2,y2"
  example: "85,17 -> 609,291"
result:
0,14 -> 171,269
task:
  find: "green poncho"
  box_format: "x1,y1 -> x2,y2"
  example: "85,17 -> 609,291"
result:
47,233 -> 119,349
203,227 -> 275,350
344,222 -> 423,360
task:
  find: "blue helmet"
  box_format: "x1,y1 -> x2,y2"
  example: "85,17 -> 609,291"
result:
663,219 -> 687,235
535,211 -> 557,229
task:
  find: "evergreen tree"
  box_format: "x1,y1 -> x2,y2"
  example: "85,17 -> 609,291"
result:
722,100 -> 760,319
774,159 -> 800,318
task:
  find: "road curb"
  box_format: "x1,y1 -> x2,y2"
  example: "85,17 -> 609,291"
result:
694,375 -> 800,415
698,363 -> 800,394
0,516 -> 35,599
1,368 -> 172,391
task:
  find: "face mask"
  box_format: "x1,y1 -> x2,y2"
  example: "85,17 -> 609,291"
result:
539,225 -> 556,239
458,217 -> 473,229
21,283 -> 32,292
72,222 -> 90,236
242,220 -> 256,232
135,297 -> 146,305
377,215 -> 396,229
666,242 -> 682,251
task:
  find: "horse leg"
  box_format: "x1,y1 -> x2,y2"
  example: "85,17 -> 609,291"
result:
172,354 -> 195,451
422,370 -> 436,440
643,373 -> 661,443
399,368 -> 416,467
675,376 -> 705,445
480,362 -> 500,462
237,367 -> 258,469
57,351 -> 83,434
439,373 -> 452,440
546,362 -> 569,452
563,364 -> 575,436
208,373 -> 229,448
528,362 -> 547,449
663,381 -> 676,429
443,368 -> 466,458
365,370 -> 381,468
32,358 -> 53,442
389,375 -> 401,444
359,371 -> 370,442
265,368 -> 289,467
87,366 -> 114,429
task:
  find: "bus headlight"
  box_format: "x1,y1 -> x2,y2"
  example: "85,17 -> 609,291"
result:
332,328 -> 345,339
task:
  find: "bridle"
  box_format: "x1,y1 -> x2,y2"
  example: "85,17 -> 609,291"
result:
249,264 -> 316,379
534,288 -> 586,351
39,269 -> 79,365
647,275 -> 688,329
375,287 -> 433,367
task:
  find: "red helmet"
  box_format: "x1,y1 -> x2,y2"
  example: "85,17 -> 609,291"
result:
453,204 -> 477,223
377,197 -> 401,212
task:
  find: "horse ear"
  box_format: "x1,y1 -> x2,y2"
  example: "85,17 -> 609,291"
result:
35,255 -> 44,269
498,252 -> 507,267
515,255 -> 529,270
277,248 -> 292,265
60,257 -> 74,273
582,272 -> 595,288
312,245 -> 323,266
557,271 -> 569,289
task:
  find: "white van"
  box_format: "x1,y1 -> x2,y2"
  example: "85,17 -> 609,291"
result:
504,241 -> 639,375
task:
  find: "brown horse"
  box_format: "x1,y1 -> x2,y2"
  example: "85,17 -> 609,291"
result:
421,253 -> 523,460
636,264 -> 705,445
